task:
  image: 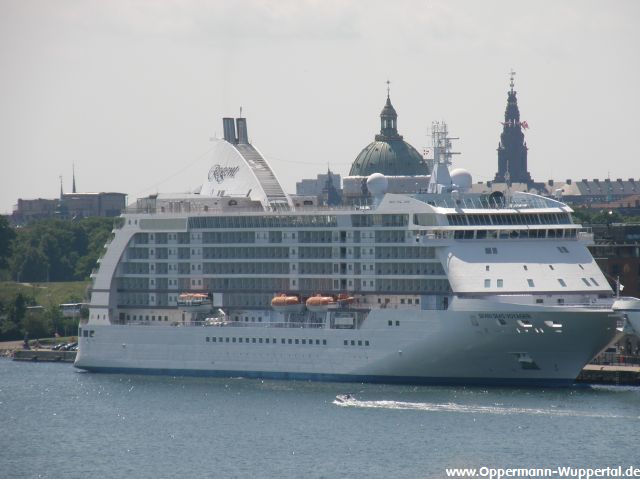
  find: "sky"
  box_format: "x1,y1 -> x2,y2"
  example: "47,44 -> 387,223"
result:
1,0 -> 639,213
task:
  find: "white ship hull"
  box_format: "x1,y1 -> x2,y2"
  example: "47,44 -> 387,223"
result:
76,114 -> 623,387
75,303 -> 619,386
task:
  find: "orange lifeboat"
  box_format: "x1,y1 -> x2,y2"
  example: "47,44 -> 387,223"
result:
305,294 -> 336,312
271,294 -> 305,312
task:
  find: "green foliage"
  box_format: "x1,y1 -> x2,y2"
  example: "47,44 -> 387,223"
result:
8,217 -> 113,282
0,281 -> 88,340
0,292 -> 35,341
23,308 -> 52,340
0,216 -> 15,268
571,207 -> 640,225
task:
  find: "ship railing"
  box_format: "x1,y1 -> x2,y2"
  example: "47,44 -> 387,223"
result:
555,302 -> 613,309
577,229 -> 594,241
413,192 -> 564,210
124,320 -> 329,329
123,204 -> 365,215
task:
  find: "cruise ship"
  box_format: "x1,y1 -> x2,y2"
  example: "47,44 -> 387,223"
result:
75,111 -> 628,386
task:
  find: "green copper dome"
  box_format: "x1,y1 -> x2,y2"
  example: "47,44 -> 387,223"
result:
349,95 -> 428,177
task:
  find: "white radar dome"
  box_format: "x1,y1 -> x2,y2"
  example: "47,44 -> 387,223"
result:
450,168 -> 473,191
366,173 -> 389,197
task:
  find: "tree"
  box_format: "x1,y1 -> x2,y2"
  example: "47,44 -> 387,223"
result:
0,216 -> 15,268
0,292 -> 35,341
22,307 -> 52,339
7,217 -> 113,282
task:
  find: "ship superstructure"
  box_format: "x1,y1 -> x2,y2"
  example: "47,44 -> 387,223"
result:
75,115 -> 623,386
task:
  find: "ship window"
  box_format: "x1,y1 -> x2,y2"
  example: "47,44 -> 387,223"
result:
206,337 -> 210,342
536,298 -> 543,304
523,265 -> 528,271
358,340 -> 362,346
388,320 -> 392,326
288,339 -> 292,344
527,279 -> 535,287
344,340 -> 348,346
365,340 -> 370,346
549,265 -> 555,270
212,337 -> 216,342
416,299 -> 419,304
316,340 -> 320,345
590,278 -> 599,286
323,340 -> 327,345
579,264 -> 585,270
400,299 -> 405,304
395,320 -> 400,326
497,279 -> 504,288
351,340 -> 355,346
485,265 -> 490,271
582,278 -> 591,286
239,338 -> 243,343
232,337 -> 236,343
302,339 -> 306,344
281,339 -> 285,344
251,338 -> 256,343
226,337 -> 230,342
558,279 -> 567,287
265,338 -> 269,344
557,298 -> 565,304
484,279 -> 491,288
295,339 -> 299,344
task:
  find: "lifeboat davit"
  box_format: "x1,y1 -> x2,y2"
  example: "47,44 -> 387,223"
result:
271,294 -> 305,312
305,294 -> 336,312
336,293 -> 355,306
177,293 -> 213,312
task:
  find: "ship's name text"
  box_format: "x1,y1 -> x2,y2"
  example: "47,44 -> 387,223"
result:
209,165 -> 240,183
478,313 -> 532,320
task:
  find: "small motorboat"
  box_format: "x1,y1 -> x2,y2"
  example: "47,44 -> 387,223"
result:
335,393 -> 355,403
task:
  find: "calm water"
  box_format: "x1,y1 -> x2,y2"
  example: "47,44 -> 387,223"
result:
1,359 -> 638,479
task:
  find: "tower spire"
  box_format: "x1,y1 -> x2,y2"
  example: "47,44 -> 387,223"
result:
376,83 -> 401,141
72,163 -> 77,194
494,71 -> 532,186
59,175 -> 64,198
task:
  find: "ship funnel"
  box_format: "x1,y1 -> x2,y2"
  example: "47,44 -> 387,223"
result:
222,118 -> 237,143
236,117 -> 248,144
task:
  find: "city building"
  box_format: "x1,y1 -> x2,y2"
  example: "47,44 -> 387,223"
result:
12,170 -> 126,224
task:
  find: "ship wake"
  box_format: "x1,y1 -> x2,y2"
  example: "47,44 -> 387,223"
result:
333,396 -> 630,419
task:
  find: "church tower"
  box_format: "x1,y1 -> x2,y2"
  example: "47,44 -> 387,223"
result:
493,71 -> 533,185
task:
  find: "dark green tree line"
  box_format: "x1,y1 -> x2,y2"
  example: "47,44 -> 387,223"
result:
7,217 -> 113,282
